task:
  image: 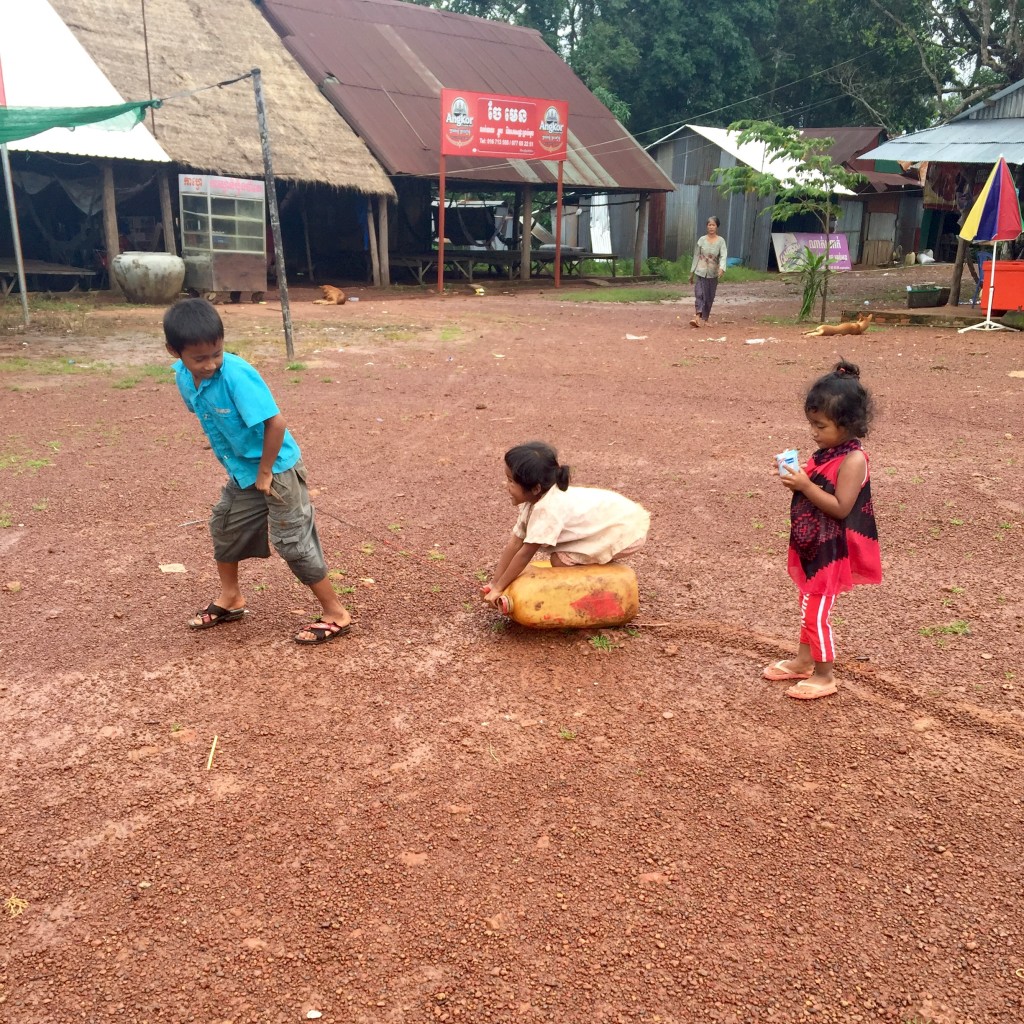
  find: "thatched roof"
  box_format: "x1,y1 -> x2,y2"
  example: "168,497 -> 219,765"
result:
47,0 -> 394,197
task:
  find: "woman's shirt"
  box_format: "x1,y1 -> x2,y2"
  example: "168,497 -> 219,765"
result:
513,486 -> 650,562
690,235 -> 728,279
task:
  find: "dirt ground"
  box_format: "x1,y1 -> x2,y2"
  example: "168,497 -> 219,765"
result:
1,264 -> 1022,1024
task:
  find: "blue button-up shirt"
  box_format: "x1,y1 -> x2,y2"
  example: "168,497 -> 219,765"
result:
173,352 -> 300,488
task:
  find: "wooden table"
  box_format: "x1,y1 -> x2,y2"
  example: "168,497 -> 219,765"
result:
0,258 -> 97,296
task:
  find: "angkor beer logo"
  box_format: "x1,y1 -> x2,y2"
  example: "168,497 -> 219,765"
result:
539,105 -> 565,152
444,96 -> 474,148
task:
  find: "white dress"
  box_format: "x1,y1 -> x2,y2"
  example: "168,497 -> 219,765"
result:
512,485 -> 650,564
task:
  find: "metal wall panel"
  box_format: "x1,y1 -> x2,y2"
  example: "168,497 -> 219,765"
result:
835,199 -> 864,264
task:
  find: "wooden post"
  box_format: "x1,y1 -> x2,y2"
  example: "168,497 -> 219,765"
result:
520,184 -> 533,282
437,156 -> 446,293
158,170 -> 176,255
1,145 -> 29,325
554,161 -> 564,289
949,236 -> 967,306
366,195 -> 380,286
251,68 -> 294,359
633,192 -> 648,277
300,192 -> 314,283
378,195 -> 390,287
102,162 -> 122,294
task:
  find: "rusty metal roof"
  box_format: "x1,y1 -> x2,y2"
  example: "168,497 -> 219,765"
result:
257,0 -> 674,193
802,128 -> 919,192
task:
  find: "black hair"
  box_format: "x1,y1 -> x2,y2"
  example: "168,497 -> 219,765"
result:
804,359 -> 873,438
163,298 -> 225,355
505,441 -> 570,496
706,215 -> 721,228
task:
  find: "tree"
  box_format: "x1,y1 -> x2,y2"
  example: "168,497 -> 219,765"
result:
865,0 -> 1024,119
713,120 -> 865,321
750,0 -> 940,133
570,0 -> 775,140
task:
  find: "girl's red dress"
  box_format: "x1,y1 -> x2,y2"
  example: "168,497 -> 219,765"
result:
787,439 -> 882,595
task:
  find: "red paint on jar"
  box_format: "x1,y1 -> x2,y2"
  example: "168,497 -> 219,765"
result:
570,590 -> 623,620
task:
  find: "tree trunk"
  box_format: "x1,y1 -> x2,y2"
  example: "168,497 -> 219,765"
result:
820,213 -> 831,321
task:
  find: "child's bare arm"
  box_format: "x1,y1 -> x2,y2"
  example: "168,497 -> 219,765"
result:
779,449 -> 866,519
491,534 -> 524,584
256,413 -> 287,494
483,535 -> 540,604
486,541 -> 541,603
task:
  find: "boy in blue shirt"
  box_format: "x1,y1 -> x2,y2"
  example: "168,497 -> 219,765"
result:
164,298 -> 351,644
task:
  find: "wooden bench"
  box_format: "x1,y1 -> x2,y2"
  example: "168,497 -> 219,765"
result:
389,248 -> 622,285
531,249 -> 620,278
0,258 -> 96,296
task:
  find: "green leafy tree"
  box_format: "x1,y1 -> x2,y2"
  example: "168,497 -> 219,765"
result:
751,0 -> 940,132
714,120 -> 864,321
571,0 -> 774,140
865,0 -> 1024,118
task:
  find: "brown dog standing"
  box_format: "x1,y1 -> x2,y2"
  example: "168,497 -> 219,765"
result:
803,312 -> 872,337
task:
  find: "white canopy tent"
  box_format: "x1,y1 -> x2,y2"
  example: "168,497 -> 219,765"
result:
0,0 -> 169,322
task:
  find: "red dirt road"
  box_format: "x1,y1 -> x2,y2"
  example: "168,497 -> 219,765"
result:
1,270 -> 1022,1024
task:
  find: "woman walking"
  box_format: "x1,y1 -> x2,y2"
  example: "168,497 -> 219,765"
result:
688,215 -> 727,327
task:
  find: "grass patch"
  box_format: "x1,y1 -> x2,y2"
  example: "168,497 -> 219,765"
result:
0,294 -> 97,334
646,256 -> 774,285
0,510 -> 12,528
286,362 -> 307,371
439,326 -> 462,342
721,266 -> 776,284
561,287 -> 684,304
0,356 -> 96,377
589,634 -> 614,651
919,620 -> 971,638
558,726 -> 578,741
0,453 -> 53,474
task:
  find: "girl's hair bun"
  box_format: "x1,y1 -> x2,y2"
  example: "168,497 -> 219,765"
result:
833,359 -> 860,379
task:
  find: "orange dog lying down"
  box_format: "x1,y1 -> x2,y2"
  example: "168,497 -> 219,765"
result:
803,312 -> 872,337
313,284 -> 347,305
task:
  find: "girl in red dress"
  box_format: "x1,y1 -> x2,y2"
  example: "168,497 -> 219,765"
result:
764,360 -> 882,699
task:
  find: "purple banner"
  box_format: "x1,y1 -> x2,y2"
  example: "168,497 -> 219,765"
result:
772,232 -> 852,272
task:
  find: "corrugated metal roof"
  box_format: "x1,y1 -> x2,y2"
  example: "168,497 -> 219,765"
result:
801,127 -> 884,166
3,0 -> 169,162
683,125 -> 856,194
862,119 -> 1024,164
953,79 -> 1024,122
258,0 -> 673,192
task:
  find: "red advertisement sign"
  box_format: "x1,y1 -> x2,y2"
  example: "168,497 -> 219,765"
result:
441,89 -> 568,161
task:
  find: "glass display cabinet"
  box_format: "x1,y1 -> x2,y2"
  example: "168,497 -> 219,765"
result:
179,174 -> 267,302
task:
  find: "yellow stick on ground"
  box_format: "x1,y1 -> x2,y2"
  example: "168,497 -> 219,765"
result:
206,734 -> 218,771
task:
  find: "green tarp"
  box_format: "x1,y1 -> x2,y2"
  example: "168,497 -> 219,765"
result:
0,99 -> 161,145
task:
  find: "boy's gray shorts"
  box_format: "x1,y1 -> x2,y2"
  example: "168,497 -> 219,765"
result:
209,460 -> 327,585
